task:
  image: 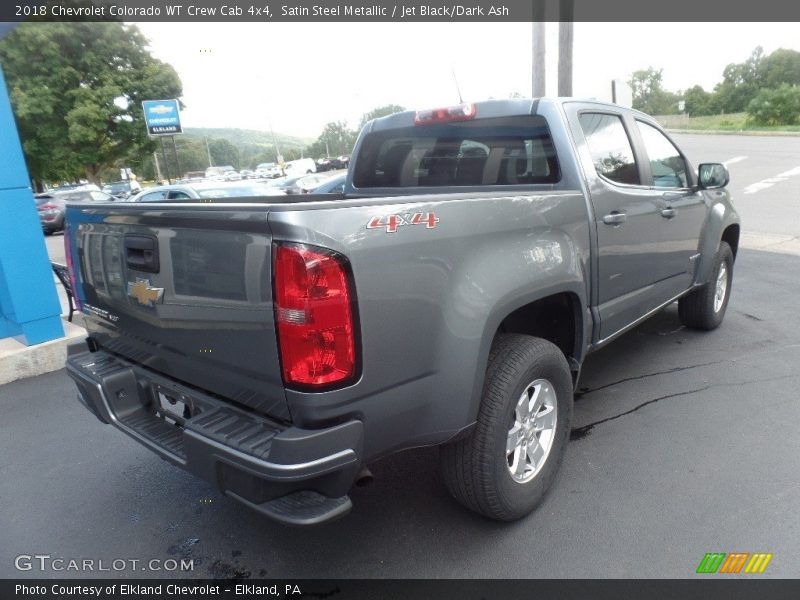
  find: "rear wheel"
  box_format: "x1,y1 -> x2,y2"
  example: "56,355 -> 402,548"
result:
440,334 -> 573,521
679,241 -> 734,330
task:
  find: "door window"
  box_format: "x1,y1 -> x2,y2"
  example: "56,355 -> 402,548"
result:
636,121 -> 689,188
140,191 -> 167,202
578,113 -> 640,185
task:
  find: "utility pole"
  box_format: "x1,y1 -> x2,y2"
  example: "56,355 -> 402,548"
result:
269,120 -> 282,164
204,136 -> 213,168
558,0 -> 574,97
153,152 -> 163,183
532,8 -> 546,97
159,137 -> 171,184
171,135 -> 181,180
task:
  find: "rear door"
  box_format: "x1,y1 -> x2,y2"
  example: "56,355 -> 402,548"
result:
65,203 -> 290,422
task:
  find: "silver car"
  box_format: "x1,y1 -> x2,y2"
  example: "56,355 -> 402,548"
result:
128,180 -> 286,202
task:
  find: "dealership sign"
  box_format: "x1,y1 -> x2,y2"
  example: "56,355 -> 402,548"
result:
142,99 -> 182,136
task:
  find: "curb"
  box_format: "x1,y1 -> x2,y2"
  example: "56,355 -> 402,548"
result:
0,318 -> 86,386
665,128 -> 800,137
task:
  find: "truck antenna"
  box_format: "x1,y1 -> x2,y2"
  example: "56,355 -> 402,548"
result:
451,67 -> 464,104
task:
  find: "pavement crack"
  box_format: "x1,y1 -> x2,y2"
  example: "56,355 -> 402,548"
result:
571,373 -> 799,441
570,385 -> 711,441
577,342 -> 800,398
578,360 -> 723,396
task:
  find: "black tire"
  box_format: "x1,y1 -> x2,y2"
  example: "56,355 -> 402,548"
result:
440,334 -> 573,521
678,241 -> 734,330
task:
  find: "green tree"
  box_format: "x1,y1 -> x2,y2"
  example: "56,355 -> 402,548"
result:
761,48 -> 800,89
683,85 -> 713,117
746,83 -> 800,125
358,104 -> 406,129
305,121 -> 358,159
207,138 -> 240,169
0,22 -> 182,185
628,67 -> 679,115
712,47 -> 766,113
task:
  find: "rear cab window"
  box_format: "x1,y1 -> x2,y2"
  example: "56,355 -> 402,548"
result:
352,116 -> 560,189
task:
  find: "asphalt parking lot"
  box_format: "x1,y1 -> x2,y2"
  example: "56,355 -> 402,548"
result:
3,133 -> 799,579
2,245 -> 798,579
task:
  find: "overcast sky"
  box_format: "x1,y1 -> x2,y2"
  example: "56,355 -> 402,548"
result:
134,22 -> 800,138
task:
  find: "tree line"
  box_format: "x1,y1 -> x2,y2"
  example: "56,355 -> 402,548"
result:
0,22 -> 407,187
630,47 -> 800,125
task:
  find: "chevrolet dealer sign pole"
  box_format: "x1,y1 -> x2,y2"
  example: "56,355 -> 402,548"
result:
142,99 -> 183,184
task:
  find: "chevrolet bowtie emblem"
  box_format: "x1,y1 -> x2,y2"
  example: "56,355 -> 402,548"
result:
128,279 -> 164,307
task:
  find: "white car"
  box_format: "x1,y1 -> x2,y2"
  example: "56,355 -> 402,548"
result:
283,158 -> 316,176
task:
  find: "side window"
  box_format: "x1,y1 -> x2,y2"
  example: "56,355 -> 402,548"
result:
167,191 -> 191,200
141,191 -> 166,202
578,113 -> 640,185
636,121 -> 689,188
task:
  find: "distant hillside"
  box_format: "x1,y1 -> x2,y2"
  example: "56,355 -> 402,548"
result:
183,127 -> 312,151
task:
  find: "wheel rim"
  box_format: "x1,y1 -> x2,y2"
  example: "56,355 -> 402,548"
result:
714,262 -> 728,313
506,378 -> 558,483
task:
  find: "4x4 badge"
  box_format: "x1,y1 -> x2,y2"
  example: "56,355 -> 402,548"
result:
367,212 -> 439,233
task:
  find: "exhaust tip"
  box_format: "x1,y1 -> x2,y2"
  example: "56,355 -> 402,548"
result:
355,467 -> 374,487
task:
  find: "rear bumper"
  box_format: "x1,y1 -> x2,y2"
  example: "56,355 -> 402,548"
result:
66,347 -> 363,525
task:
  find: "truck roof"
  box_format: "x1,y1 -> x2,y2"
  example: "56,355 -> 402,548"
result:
365,97 -> 652,132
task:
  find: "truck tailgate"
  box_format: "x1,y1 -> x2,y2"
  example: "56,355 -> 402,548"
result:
65,203 -> 289,422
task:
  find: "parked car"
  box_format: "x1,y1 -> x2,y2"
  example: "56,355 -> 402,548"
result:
102,181 -> 139,200
283,158 -> 316,176
297,172 -> 346,193
128,180 -> 286,202
316,158 -> 334,172
295,172 -> 333,192
64,98 -> 739,526
48,182 -> 102,193
264,174 -> 306,195
205,166 -> 236,178
255,162 -> 282,178
308,172 -> 346,194
36,189 -> 115,234
238,169 -> 255,179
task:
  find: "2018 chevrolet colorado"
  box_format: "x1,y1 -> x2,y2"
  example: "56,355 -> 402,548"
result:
64,98 -> 740,525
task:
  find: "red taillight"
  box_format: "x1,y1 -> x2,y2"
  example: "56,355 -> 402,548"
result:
414,103 -> 477,125
63,225 -> 82,312
273,243 -> 357,388
38,203 -> 58,211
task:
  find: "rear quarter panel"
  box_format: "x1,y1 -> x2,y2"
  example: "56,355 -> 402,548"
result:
269,190 -> 591,461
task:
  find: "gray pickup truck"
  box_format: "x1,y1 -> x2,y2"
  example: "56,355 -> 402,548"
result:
64,98 -> 740,525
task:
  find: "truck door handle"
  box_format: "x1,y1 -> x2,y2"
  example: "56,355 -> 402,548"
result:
124,235 -> 159,273
661,208 -> 676,219
602,212 -> 627,225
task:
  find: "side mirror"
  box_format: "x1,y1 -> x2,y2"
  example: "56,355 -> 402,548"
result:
697,163 -> 729,190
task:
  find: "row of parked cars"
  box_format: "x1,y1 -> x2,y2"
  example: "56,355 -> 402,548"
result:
206,155 -> 350,182
36,171 -> 348,234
